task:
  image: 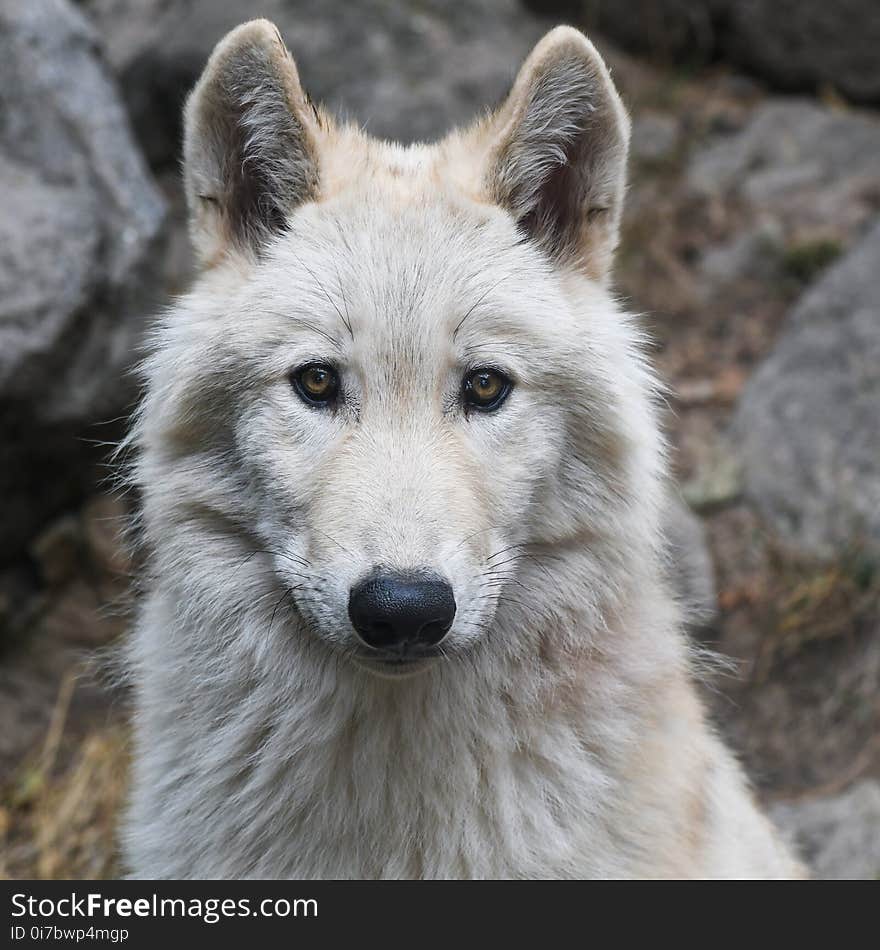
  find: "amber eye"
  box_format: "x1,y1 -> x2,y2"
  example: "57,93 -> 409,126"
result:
291,363 -> 339,407
463,367 -> 512,412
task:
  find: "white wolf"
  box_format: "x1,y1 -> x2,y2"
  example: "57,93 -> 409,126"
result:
124,19 -> 803,878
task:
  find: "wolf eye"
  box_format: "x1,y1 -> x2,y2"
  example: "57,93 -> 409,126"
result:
291,363 -> 339,407
463,368 -> 511,412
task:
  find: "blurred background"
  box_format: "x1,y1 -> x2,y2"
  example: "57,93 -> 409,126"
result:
1,0 -> 879,879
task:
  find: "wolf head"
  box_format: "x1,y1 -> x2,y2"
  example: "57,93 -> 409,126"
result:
135,21 -> 665,679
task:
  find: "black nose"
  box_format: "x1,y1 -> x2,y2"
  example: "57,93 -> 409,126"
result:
348,572 -> 456,650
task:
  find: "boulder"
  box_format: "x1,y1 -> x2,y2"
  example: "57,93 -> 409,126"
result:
539,0 -> 880,105
0,0 -> 165,558
771,780 -> 880,880
688,100 -> 880,287
689,101 -> 880,225
735,220 -> 880,557
724,1 -> 880,105
630,113 -> 680,166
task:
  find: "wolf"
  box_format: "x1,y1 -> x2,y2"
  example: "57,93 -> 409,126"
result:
123,19 -> 803,878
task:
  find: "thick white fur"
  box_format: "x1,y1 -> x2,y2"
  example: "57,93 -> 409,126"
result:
124,21 -> 803,878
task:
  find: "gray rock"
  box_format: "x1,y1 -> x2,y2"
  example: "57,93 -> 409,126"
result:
697,219 -> 784,289
735,219 -> 880,557
663,495 -> 718,629
771,780 -> 880,880
565,0 -> 880,104
689,100 -> 880,244
686,100 -> 880,302
724,1 -> 880,106
630,113 -> 679,165
0,0 -> 165,558
79,0 -> 551,168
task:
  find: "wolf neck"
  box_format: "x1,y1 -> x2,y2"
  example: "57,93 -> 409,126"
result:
141,575 -> 686,878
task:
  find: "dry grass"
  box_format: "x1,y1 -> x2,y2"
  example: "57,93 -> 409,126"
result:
753,546 -> 880,682
0,672 -> 128,880
708,518 -> 880,793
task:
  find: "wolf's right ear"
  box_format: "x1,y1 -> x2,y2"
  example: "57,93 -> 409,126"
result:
183,19 -> 321,266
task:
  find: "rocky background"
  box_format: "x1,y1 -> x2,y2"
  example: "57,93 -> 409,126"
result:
1,0 -> 878,879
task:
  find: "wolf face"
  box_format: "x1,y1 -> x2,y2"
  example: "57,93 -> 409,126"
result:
225,206 -> 579,675
127,21 -> 805,881
136,21 -> 662,679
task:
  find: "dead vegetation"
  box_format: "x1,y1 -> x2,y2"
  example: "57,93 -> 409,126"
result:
755,545 -> 880,682
706,508 -> 880,793
1,670 -> 128,879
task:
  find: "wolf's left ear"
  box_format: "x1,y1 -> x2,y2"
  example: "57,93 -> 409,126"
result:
483,27 -> 630,282
183,19 -> 321,265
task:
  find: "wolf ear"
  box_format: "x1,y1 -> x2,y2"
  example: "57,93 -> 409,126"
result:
483,27 -> 630,281
183,19 -> 321,265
